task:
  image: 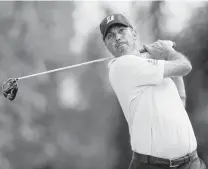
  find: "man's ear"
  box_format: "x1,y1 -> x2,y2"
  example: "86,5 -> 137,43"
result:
131,28 -> 137,40
103,39 -> 107,47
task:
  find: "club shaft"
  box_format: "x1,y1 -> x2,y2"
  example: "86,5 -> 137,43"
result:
17,57 -> 112,80
16,48 -> 151,81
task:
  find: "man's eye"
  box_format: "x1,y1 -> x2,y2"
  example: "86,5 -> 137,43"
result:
119,28 -> 125,33
107,34 -> 113,39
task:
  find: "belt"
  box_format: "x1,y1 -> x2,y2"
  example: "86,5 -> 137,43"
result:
133,150 -> 198,168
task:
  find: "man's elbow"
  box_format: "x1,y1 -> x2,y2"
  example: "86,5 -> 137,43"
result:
183,61 -> 192,76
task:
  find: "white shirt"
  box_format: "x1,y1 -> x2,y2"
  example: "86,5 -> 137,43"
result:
108,54 -> 197,159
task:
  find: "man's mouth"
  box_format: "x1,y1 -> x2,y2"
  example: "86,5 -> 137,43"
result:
116,42 -> 127,48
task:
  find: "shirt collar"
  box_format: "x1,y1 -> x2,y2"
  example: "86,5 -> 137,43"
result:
108,58 -> 117,69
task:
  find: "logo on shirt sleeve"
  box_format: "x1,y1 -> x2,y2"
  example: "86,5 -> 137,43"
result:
147,59 -> 158,65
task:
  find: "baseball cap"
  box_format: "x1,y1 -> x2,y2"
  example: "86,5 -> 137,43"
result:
100,14 -> 133,39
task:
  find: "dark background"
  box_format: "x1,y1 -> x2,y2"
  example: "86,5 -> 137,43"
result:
0,1 -> 207,169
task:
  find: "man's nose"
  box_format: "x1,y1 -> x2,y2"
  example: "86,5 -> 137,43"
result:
115,33 -> 122,41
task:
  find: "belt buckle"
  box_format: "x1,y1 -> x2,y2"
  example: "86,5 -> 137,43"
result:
169,159 -> 179,168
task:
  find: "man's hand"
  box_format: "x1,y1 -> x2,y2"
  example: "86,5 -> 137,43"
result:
143,40 -> 176,60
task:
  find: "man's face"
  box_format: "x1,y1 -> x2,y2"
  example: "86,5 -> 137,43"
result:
104,24 -> 136,57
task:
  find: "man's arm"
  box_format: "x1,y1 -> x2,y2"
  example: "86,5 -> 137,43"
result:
143,40 -> 192,78
171,77 -> 186,107
163,49 -> 192,78
143,40 -> 191,107
162,43 -> 189,107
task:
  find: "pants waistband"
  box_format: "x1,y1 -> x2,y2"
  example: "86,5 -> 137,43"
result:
133,150 -> 198,168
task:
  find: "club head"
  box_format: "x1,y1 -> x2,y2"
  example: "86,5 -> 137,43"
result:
2,78 -> 18,101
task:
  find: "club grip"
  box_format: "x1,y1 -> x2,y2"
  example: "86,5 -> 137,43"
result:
139,48 -> 148,53
139,42 -> 176,53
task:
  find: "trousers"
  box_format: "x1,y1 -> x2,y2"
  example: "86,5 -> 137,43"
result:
128,150 -> 207,169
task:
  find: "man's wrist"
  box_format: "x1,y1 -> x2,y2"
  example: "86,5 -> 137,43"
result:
165,48 -> 179,60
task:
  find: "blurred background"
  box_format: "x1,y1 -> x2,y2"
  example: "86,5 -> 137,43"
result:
0,1 -> 208,169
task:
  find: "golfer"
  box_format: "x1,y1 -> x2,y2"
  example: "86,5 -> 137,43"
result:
100,14 -> 207,169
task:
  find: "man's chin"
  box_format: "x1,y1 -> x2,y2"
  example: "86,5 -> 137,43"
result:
117,47 -> 128,54
112,48 -> 130,57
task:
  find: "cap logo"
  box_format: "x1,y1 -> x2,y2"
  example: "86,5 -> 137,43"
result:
106,15 -> 114,24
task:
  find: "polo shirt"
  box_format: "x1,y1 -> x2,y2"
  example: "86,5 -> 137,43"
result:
108,54 -> 197,159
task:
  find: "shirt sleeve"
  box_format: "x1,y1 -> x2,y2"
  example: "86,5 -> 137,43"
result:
108,55 -> 165,87
134,58 -> 165,86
